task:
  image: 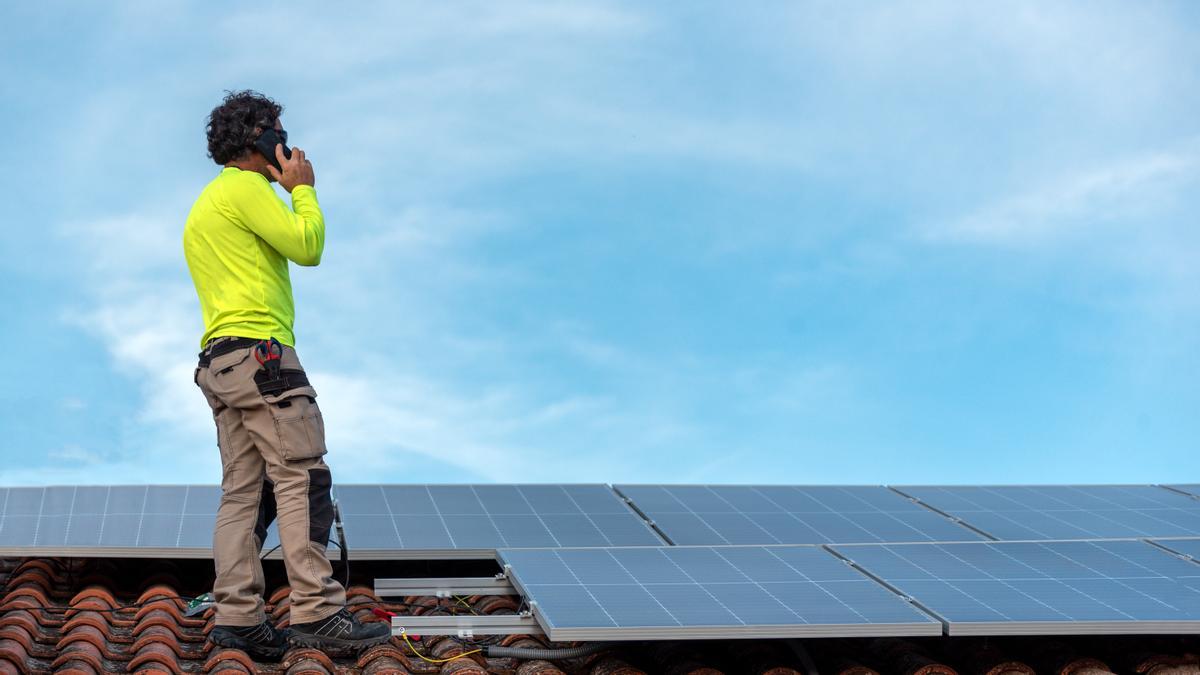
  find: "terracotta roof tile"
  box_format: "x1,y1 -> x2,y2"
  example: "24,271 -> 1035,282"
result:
438,657 -> 489,675
281,646 -> 340,674
128,640 -> 189,673
515,661 -> 566,675
1133,654 -> 1200,675
1,557 -> 1199,674
354,644 -> 412,673
868,638 -> 958,675
53,665 -> 102,675
0,636 -> 37,673
51,646 -> 111,673
943,639 -> 1034,675
133,607 -> 204,643
204,647 -> 259,673
61,611 -> 116,640
0,612 -> 43,646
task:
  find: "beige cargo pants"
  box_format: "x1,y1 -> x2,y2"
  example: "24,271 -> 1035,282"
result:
194,336 -> 345,626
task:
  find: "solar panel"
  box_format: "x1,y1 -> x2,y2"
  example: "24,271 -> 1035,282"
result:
830,540 -> 1200,635
498,545 -> 941,640
0,484 -> 663,558
0,485 -> 221,555
895,485 -> 1200,540
616,485 -> 985,545
334,484 -> 664,557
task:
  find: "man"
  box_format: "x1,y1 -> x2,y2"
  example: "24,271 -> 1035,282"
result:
183,90 -> 390,660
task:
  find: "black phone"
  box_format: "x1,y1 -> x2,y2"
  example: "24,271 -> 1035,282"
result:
254,128 -> 292,172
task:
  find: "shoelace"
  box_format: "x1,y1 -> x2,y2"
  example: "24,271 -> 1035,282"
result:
301,609 -> 355,637
231,622 -> 278,643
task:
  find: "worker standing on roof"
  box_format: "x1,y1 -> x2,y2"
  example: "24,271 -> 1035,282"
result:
183,90 -> 390,661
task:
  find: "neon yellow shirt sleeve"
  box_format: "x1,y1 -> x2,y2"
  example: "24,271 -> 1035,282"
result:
221,174 -> 325,266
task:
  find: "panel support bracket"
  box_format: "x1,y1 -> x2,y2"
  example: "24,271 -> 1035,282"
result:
391,612 -> 543,637
375,575 -> 519,597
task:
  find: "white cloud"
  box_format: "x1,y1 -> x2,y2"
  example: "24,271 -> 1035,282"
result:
52,199 -> 686,483
924,141 -> 1200,247
48,444 -> 101,465
59,397 -> 87,412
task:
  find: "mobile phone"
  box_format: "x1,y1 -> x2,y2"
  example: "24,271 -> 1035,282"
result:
254,128 -> 292,172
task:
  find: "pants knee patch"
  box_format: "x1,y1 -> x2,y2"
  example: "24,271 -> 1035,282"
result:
255,478 -> 277,545
307,468 -> 334,545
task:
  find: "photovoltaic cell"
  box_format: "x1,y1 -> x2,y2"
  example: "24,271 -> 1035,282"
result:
831,540 -> 1200,635
499,545 -> 940,640
895,485 -> 1200,540
616,485 -> 984,545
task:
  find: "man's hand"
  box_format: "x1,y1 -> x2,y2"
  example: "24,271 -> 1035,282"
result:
267,145 -> 315,193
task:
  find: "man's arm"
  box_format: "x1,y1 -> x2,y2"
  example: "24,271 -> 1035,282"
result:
225,146 -> 325,266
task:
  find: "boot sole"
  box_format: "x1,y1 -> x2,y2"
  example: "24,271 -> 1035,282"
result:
209,631 -> 288,661
287,630 -> 392,656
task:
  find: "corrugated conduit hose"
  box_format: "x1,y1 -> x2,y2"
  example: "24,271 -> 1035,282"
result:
484,642 -> 615,659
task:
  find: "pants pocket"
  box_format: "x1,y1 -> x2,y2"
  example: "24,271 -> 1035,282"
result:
263,385 -> 327,460
210,349 -> 252,376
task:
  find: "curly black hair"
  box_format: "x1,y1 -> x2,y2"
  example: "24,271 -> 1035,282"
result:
205,90 -> 284,165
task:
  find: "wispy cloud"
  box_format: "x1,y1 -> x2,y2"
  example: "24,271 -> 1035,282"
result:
924,140 -> 1200,247
52,202 -> 578,481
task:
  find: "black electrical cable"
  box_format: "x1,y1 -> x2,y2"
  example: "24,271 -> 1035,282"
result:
12,595 -> 204,615
333,501 -> 349,589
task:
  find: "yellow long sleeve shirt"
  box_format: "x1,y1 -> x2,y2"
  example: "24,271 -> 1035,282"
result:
183,167 -> 325,349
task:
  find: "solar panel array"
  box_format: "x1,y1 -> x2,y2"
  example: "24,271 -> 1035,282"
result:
829,540 -> 1200,635
895,485 -> 1200,540
0,484 -> 663,558
616,485 -> 985,545
499,545 -> 941,640
6,481 -> 1200,639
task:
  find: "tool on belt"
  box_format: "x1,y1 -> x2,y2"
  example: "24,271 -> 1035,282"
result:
255,337 -> 284,381
250,337 -> 312,398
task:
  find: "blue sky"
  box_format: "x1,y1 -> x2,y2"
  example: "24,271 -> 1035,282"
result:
1,1 -> 1197,486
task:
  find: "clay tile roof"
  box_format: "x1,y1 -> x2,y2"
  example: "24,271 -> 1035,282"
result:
1,557 -> 1199,674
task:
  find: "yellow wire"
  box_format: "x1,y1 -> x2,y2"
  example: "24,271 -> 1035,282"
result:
400,630 -> 482,664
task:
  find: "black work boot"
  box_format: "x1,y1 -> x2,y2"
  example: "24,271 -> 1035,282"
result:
209,620 -> 289,661
287,607 -> 391,655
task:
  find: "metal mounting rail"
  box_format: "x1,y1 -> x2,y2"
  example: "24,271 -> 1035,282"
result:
391,613 -> 543,638
375,575 -> 519,597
